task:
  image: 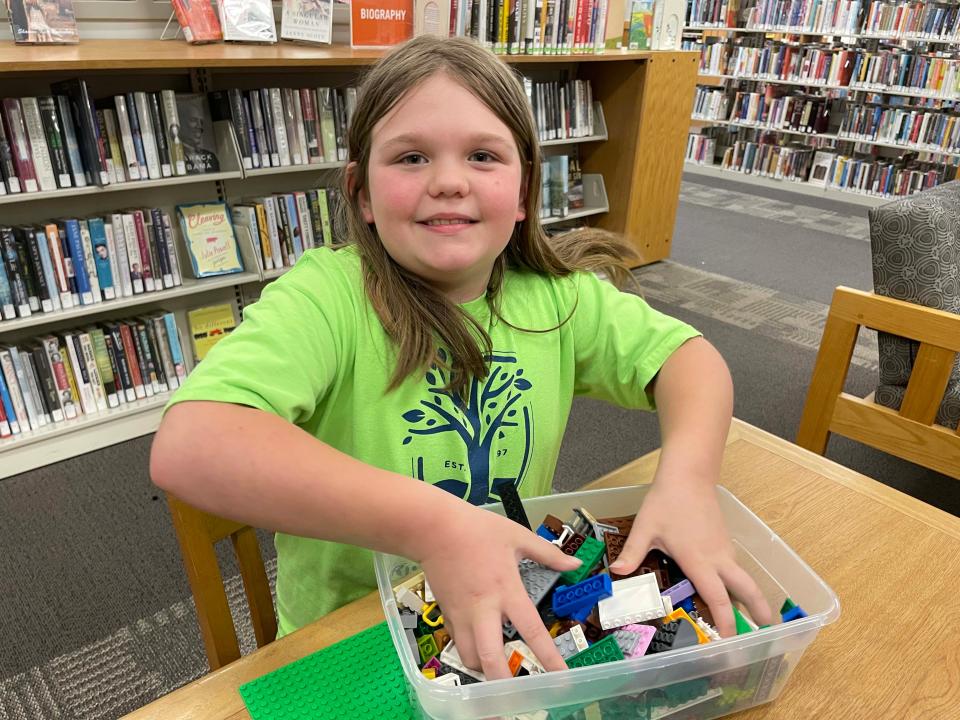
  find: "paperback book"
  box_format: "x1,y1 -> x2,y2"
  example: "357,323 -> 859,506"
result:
170,0 -> 223,43
218,0 -> 277,42
187,304 -> 237,362
175,202 -> 244,278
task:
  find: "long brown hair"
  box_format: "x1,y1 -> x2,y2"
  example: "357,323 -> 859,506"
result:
341,35 -> 637,397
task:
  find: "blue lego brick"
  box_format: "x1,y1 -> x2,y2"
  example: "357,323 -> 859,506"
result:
239,621 -> 416,719
552,574 -> 613,618
536,524 -> 558,541
781,605 -> 808,622
677,596 -> 695,614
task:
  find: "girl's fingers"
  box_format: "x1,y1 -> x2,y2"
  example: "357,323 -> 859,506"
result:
473,611 -> 513,680
451,614 -> 480,671
679,561 -> 736,638
522,536 -> 582,573
720,561 -> 774,627
608,525 -> 654,576
504,593 -> 568,673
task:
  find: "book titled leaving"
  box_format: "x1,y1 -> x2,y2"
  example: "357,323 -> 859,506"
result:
0,312 -> 187,439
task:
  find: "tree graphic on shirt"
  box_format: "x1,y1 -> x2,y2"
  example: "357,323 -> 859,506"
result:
401,348 -> 532,504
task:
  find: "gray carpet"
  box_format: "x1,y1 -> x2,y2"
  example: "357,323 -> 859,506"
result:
2,175 -> 958,719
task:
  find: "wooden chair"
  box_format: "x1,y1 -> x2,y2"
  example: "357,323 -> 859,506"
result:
166,493 -> 278,670
797,286 -> 960,479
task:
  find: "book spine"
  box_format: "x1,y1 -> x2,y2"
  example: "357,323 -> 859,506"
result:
159,211 -> 182,286
113,95 -> 142,181
127,322 -> 154,397
90,329 -> 119,408
252,202 -> 274,269
162,313 -> 187,381
130,210 -> 155,292
107,325 -> 136,402
63,219 -> 93,305
137,321 -> 163,392
102,330 -> 131,403
316,88 -> 338,164
10,346 -> 45,429
124,93 -> 149,178
77,220 -> 103,303
0,251 -> 15,319
134,92 -> 162,180
36,97 -> 72,189
0,373 -> 11,436
317,188 -> 333,246
31,346 -> 64,423
87,217 -> 116,300
102,218 -> 128,298
227,88 -> 253,170
94,111 -> 118,185
118,214 -> 144,294
40,336 -> 76,419
22,350 -> 54,424
281,89 -> 302,166
331,89 -> 348,162
19,98 -> 57,192
118,323 -> 146,399
294,191 -> 315,250
32,228 -> 61,312
0,112 -> 21,194
53,95 -> 87,187
1,226 -> 32,316
291,90 -> 309,166
160,90 -> 187,176
259,89 -> 280,167
0,349 -> 29,432
20,227 -> 52,313
52,80 -> 109,187
147,93 -> 172,177
248,90 -> 271,168
269,88 -> 291,166
305,190 -> 324,246
149,207 -> 174,287
101,109 -> 128,183
77,332 -> 108,412
2,99 -> 39,192
300,89 -> 322,164
151,316 -> 179,390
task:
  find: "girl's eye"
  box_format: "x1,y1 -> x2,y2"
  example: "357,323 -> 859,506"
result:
400,153 -> 427,165
470,151 -> 497,163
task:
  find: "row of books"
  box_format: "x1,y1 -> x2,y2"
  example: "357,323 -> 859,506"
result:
230,188 -> 344,272
539,152 -> 586,218
744,0 -> 863,35
719,137 -> 818,180
0,82 -> 220,196
439,0 -> 660,54
821,152 -> 955,195
837,105 -> 960,153
686,0 -> 743,27
523,78 -> 597,142
861,0 -> 960,40
697,40 -> 960,97
0,211 -> 184,323
692,87 -> 732,119
727,90 -> 835,133
686,131 -> 719,163
0,314 -> 186,439
211,86 -> 353,171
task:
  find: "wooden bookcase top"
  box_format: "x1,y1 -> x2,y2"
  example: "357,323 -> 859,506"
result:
0,39 -> 658,72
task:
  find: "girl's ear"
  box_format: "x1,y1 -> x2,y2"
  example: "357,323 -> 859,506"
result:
347,161 -> 375,224
516,171 -> 528,222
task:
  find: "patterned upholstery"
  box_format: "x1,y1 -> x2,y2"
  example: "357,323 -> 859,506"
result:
868,180 -> 960,428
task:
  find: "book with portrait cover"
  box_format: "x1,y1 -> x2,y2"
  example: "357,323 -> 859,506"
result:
281,0 -> 333,44
175,202 -> 244,278
174,93 -> 220,175
170,0 -> 223,43
6,0 -> 78,44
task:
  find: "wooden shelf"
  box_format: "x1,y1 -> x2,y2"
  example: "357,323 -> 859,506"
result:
0,393 -> 168,480
244,160 -> 345,177
0,170 -> 243,206
0,272 -> 261,335
0,40 -> 658,72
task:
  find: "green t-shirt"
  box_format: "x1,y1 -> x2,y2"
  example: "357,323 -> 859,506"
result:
166,246 -> 700,636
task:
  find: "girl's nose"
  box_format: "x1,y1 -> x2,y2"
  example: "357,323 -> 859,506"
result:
427,159 -> 469,198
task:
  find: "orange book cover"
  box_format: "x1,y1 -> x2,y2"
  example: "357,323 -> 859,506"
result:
350,0 -> 413,47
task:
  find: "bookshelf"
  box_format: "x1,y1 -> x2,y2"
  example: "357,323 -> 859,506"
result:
0,42 -> 699,479
682,0 -> 960,204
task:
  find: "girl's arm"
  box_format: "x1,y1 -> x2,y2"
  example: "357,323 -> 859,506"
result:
150,400 -> 580,678
607,337 -> 773,636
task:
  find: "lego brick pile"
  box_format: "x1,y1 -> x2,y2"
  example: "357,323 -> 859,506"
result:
392,485 -> 808,691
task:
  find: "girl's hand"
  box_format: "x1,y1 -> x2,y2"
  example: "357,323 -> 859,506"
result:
418,504 -> 582,680
608,475 -> 773,637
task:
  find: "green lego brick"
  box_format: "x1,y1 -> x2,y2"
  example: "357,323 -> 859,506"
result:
780,597 -> 797,614
417,633 -> 439,664
733,606 -> 754,635
239,621 -> 417,719
565,634 -> 625,669
560,536 -> 605,584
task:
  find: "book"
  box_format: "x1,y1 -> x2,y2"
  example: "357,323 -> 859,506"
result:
49,79 -> 110,187
6,0 -> 78,44
1,99 -> 39,193
350,0 -> 413,47
187,304 -> 238,362
176,202 -> 244,278
170,0 -> 223,43
160,90 -> 188,176
281,0 -> 333,44
19,97 -> 58,192
0,113 -> 22,194
218,0 -> 278,42
175,94 -> 221,175
36,96 -> 72,189
54,94 -> 87,187
628,0 -> 653,50
414,0 -> 450,36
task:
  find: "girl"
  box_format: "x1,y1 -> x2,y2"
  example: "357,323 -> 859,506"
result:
151,35 -> 772,681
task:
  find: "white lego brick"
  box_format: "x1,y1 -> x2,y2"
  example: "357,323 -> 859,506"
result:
439,642 -> 486,681
423,578 -> 435,603
396,587 -> 425,613
695,616 -> 721,641
662,594 -> 674,615
598,573 -> 667,629
432,672 -> 461,687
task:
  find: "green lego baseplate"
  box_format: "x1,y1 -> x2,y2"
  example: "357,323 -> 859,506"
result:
239,621 -> 418,719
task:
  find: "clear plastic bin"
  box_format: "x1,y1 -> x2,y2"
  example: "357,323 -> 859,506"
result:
373,484 -> 841,720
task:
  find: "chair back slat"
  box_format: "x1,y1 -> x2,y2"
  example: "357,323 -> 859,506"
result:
798,287 -> 960,481
166,493 -> 277,670
900,343 -> 957,425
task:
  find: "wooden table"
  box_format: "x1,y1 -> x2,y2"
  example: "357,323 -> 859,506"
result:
125,419 -> 960,719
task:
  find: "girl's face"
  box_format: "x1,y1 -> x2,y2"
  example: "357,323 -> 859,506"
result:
358,73 -> 527,304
